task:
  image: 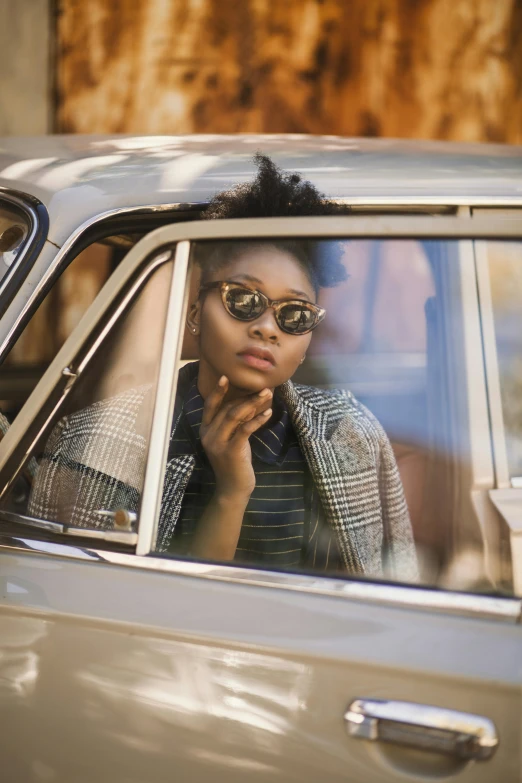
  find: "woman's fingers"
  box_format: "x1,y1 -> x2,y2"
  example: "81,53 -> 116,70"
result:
233,408 -> 273,441
211,388 -> 272,440
202,375 -> 228,427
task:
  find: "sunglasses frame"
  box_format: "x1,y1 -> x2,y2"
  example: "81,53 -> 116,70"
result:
199,280 -> 326,335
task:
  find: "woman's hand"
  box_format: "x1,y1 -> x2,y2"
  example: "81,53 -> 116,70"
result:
190,375 -> 273,561
199,375 -> 272,501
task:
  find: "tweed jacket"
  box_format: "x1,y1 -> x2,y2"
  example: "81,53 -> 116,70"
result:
28,366 -> 418,581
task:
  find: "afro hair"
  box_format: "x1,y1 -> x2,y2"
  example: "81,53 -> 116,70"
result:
197,154 -> 349,292
203,153 -> 349,219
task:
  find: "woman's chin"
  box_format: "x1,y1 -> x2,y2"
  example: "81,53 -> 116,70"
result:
227,366 -> 276,394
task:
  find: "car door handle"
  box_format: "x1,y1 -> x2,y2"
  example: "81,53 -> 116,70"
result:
344,699 -> 498,761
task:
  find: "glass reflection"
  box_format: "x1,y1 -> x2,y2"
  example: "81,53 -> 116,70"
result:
74,636 -> 312,773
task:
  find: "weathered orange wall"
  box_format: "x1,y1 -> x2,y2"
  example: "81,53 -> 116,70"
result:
56,0 -> 522,144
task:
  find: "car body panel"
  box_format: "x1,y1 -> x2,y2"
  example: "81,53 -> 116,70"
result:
1,135 -> 522,248
0,546 -> 521,783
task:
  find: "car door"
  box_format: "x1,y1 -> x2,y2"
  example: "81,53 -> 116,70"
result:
0,215 -> 521,783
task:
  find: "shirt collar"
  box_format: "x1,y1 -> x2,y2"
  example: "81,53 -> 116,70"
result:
183,378 -> 292,465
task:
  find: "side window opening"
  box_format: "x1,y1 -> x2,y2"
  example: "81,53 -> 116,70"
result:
1,236 -> 133,422
0,254 -> 175,548
0,205 -> 204,423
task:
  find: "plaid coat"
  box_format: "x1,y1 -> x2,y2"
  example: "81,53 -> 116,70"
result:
29,366 -> 418,581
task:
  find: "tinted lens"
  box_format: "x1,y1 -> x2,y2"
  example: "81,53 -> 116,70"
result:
225,287 -> 265,320
277,304 -> 318,334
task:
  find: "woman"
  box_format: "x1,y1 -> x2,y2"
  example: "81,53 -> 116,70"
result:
160,155 -> 417,579
29,156 -> 418,581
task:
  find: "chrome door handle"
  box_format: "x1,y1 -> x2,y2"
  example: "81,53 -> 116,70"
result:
344,699 -> 498,761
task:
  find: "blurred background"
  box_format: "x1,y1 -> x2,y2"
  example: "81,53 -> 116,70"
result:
2,0 -> 521,142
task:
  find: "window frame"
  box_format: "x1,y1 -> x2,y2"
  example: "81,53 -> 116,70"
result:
1,215 -> 522,623
475,232 -> 522,490
0,186 -> 49,319
1,528 -> 520,623
474,225 -> 522,593
475,239 -> 511,488
0,201 -> 201,363
0,240 -> 179,524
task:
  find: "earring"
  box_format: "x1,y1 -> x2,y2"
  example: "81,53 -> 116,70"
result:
192,327 -> 197,333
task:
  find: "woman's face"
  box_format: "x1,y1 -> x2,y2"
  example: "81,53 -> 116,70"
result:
190,247 -> 316,395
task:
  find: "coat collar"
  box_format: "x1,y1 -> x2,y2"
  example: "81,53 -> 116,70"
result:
278,379 -> 351,440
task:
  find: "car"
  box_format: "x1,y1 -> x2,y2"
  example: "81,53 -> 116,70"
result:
0,134 -> 522,782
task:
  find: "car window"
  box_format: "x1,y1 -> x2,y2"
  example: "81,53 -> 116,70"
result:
3,235 -> 513,598
0,258 -> 174,540
485,240 -> 522,481
152,237 -> 503,594
0,199 -> 32,284
0,208 -> 201,421
1,236 -> 135,422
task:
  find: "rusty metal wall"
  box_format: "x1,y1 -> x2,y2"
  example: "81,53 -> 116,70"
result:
56,0 -> 522,143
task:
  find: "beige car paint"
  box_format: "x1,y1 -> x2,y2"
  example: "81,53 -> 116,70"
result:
1,547 -> 521,782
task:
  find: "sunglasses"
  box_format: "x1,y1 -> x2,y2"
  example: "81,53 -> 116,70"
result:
199,281 -> 326,335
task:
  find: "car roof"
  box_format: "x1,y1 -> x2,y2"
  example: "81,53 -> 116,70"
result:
1,134 -> 522,245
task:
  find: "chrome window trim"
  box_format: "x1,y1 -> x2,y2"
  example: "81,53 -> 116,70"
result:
124,215 -> 522,247
458,239 -> 495,489
475,240 -> 511,489
450,240 -> 505,588
476,237 -> 522,594
0,201 -> 201,361
0,511 -> 137,545
335,197 -> 522,207
137,241 -> 191,555
0,188 -> 44,302
0,533 -> 520,623
135,217 -> 522,595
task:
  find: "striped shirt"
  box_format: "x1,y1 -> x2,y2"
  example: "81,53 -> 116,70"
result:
168,377 -> 340,570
